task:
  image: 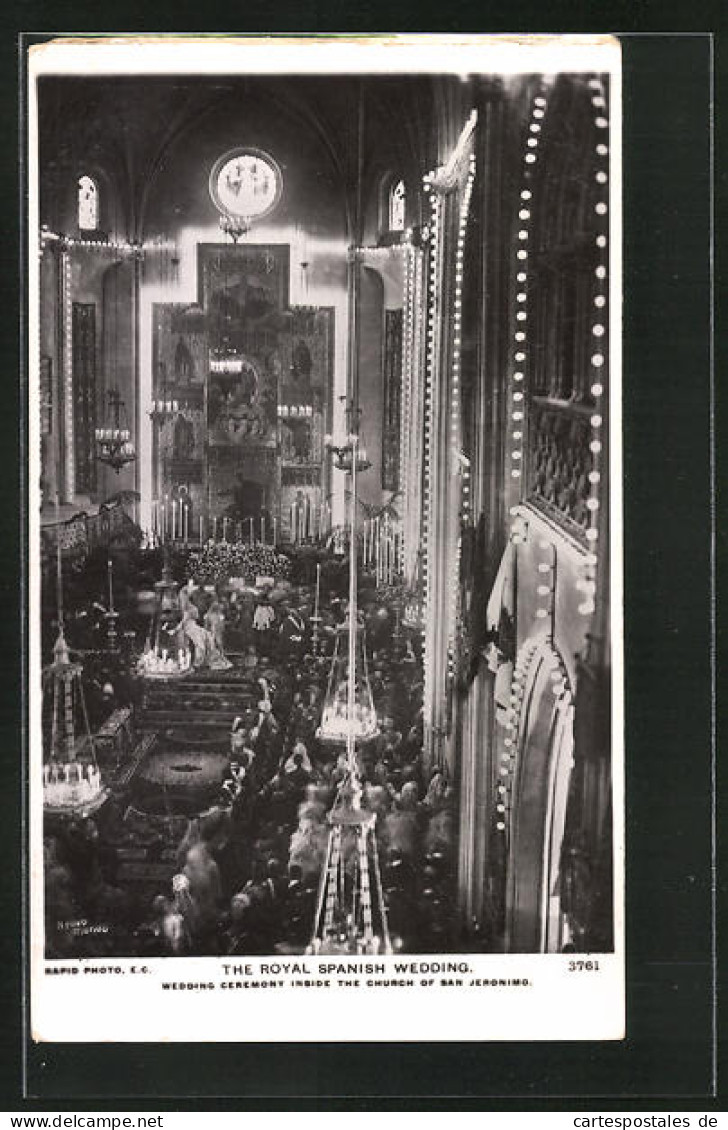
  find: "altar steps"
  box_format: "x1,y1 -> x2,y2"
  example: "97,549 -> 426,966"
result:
138,670 -> 264,736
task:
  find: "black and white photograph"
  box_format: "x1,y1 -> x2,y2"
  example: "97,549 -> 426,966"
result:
28,35 -> 623,1042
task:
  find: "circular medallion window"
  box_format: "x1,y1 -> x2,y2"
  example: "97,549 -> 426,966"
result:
209,147 -> 283,221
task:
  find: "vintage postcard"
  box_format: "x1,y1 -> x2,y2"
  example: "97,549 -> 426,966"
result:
27,33 -> 623,1042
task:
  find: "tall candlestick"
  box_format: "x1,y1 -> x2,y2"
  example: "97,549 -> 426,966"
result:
260,515 -> 264,544
273,517 -> 278,546
107,558 -> 114,612
199,516 -> 203,546
223,517 -> 229,542
314,561 -> 321,619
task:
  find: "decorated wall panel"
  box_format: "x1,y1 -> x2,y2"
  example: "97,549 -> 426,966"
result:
71,302 -> 97,495
382,308 -> 403,492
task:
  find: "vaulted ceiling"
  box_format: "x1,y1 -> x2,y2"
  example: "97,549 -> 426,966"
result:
38,74 -> 480,242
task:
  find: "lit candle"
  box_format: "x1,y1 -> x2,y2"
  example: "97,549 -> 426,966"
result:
249,517 -> 254,547
260,516 -> 264,543
223,517 -> 229,542
273,517 -> 278,546
199,516 -> 203,546
213,515 -> 218,542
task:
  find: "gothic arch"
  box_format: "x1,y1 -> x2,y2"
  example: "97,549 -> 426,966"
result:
505,636 -> 576,952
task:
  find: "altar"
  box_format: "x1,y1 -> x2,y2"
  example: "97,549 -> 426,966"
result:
150,244 -> 334,545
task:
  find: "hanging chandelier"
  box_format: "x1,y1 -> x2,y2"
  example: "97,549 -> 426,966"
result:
136,553 -> 191,678
308,428 -> 390,955
218,213 -> 250,244
209,347 -> 246,374
43,498 -> 105,816
316,621 -> 379,744
95,388 -> 136,473
324,432 -> 371,473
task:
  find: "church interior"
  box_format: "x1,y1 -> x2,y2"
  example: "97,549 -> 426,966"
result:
36,66 -> 614,959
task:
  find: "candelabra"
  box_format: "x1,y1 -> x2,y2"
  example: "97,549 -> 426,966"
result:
95,388 -> 136,473
219,212 -> 250,243
324,432 -> 371,473
149,397 -> 179,421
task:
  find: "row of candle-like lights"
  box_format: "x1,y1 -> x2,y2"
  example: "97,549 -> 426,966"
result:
360,514 -> 404,588
507,86 -> 547,527
40,225 -> 146,256
497,77 -> 609,835
62,250 -> 75,498
279,404 -> 314,419
447,152 -> 477,685
400,243 -> 421,587
43,761 -> 103,809
137,646 -> 193,677
578,76 -> 610,617
496,642 -> 572,834
419,168 -> 441,730
94,426 -> 135,452
289,497 -> 331,544
145,498 -> 344,547
150,399 -> 181,416
498,83 -> 555,836
149,501 -> 278,546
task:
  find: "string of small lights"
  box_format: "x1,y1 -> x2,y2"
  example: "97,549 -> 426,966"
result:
420,183 -> 441,733
447,153 -> 477,685
496,640 -> 573,835
507,86 -> 549,538
579,75 -> 610,616
39,227 -> 149,256
61,249 -> 75,498
401,245 -> 415,554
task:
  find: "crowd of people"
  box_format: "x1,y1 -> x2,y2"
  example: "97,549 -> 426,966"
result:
43,564 -> 460,958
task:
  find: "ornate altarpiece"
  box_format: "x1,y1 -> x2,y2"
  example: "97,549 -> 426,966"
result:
151,244 -> 333,539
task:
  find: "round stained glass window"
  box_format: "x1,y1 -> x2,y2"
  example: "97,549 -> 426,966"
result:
209,148 -> 282,220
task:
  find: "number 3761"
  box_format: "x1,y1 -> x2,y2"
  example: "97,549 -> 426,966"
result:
568,959 -> 600,972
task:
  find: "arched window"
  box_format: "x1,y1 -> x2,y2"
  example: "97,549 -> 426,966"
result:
77,175 -> 99,231
174,340 -> 194,383
389,178 -> 406,232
